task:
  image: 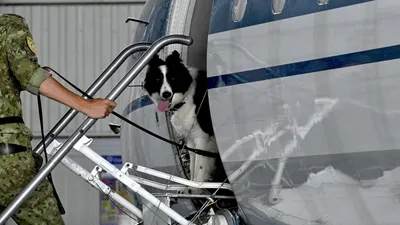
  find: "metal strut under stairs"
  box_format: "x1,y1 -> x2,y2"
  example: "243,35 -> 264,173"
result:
0,34 -> 200,225
44,134 -> 235,225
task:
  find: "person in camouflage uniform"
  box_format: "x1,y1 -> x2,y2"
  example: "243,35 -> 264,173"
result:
0,14 -> 117,224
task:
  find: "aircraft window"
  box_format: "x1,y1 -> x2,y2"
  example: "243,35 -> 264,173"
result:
232,0 -> 247,22
272,0 -> 286,14
318,0 -> 329,5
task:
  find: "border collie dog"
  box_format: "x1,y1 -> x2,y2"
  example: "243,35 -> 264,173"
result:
143,50 -> 220,193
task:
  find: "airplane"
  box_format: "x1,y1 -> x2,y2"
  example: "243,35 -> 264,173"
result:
117,0 -> 400,224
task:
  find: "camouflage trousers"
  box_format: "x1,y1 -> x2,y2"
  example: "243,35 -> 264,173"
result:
0,148 -> 65,225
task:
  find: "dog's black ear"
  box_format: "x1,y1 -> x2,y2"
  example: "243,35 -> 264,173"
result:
166,50 -> 182,64
171,50 -> 180,58
149,54 -> 161,66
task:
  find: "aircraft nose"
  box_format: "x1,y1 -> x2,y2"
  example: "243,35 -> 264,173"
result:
162,91 -> 172,99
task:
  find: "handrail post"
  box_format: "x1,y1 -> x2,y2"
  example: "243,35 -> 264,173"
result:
33,42 -> 151,155
0,34 -> 193,225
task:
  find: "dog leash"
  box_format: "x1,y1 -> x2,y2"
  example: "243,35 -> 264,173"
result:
42,66 -> 219,158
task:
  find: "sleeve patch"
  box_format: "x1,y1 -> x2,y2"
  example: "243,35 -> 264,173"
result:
26,36 -> 36,54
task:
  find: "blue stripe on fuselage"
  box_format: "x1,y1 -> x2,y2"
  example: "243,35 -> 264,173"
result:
209,0 -> 374,34
123,95 -> 153,116
208,44 -> 400,89
125,44 -> 400,115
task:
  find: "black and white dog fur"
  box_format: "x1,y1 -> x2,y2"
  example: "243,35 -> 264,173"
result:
143,50 -> 220,194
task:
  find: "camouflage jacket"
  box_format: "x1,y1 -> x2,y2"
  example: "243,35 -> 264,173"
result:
0,14 -> 51,148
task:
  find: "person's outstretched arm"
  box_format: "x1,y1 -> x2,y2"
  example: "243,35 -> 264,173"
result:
5,14 -> 116,118
39,77 -> 116,118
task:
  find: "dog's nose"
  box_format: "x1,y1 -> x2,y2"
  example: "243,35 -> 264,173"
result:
162,91 -> 172,99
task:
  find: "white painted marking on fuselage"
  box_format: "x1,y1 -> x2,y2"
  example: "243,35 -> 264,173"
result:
159,65 -> 172,98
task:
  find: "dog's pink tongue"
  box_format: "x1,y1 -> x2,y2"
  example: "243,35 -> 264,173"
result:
157,100 -> 169,112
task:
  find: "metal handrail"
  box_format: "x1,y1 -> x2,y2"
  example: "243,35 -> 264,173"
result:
0,34 -> 193,224
33,42 -> 151,155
